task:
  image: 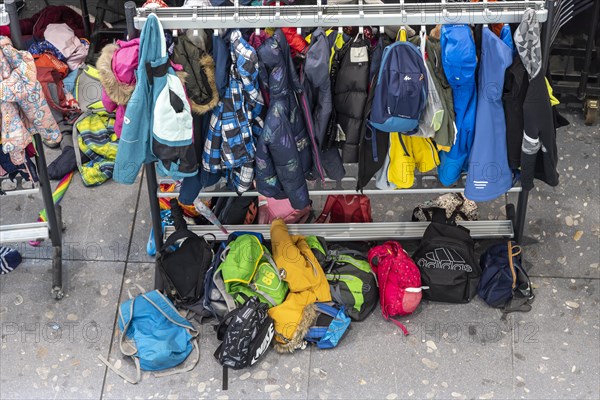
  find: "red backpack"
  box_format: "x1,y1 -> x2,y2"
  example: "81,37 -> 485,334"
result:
315,195 -> 372,223
368,241 -> 423,335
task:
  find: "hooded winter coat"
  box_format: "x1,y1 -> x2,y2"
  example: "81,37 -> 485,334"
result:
268,219 -> 332,353
300,28 -> 345,181
0,36 -> 61,165
172,34 -> 219,115
331,36 -> 371,163
202,29 -> 265,194
255,29 -> 312,210
113,15 -> 197,184
97,38 -> 140,138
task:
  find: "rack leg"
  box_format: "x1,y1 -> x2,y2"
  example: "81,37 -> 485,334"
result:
125,1 -> 138,40
541,0 -> 556,74
514,189 -> 529,244
577,0 -> 600,101
145,164 -> 164,290
5,0 -> 24,50
33,134 -> 64,299
79,0 -> 92,41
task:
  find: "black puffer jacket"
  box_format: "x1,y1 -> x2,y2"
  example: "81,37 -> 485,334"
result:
330,36 -> 371,163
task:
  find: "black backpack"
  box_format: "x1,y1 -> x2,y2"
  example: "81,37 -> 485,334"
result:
412,208 -> 480,303
214,297 -> 275,390
157,199 -> 214,307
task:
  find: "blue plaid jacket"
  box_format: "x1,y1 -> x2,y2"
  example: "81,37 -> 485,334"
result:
202,30 -> 264,193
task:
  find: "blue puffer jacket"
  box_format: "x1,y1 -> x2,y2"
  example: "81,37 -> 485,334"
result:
255,29 -> 312,210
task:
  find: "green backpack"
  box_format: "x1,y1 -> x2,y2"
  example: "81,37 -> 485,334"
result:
307,236 -> 379,321
219,234 -> 288,308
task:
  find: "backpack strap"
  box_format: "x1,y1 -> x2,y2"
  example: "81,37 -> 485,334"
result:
377,245 -> 410,336
160,229 -> 201,253
315,196 -> 337,223
430,207 -> 448,224
140,292 -> 200,378
97,296 -> 142,384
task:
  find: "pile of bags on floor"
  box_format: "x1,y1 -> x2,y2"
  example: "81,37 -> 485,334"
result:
102,200 -> 534,386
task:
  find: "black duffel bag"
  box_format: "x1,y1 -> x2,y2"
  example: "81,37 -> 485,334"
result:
412,207 -> 480,303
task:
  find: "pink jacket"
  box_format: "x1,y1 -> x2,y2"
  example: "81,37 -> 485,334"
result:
0,36 -> 61,165
97,38 -> 140,138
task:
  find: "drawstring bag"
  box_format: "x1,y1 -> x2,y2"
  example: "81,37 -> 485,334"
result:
98,285 -> 200,384
415,30 -> 445,138
478,241 -> 535,313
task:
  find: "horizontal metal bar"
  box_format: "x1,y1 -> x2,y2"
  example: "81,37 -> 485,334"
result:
164,220 -> 513,241
134,2 -> 547,30
158,185 -> 522,198
0,222 -> 49,243
0,187 -> 40,197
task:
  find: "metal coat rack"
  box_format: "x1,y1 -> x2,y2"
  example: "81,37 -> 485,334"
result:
0,0 -> 65,299
124,0 -> 553,278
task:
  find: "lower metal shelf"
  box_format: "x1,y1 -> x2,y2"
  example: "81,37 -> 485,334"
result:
0,222 -> 50,243
164,220 -> 514,242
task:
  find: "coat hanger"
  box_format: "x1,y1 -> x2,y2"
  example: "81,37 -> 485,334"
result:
483,0 -> 489,29
358,0 -> 364,38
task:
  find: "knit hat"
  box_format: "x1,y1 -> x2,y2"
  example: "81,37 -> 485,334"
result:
0,247 -> 22,274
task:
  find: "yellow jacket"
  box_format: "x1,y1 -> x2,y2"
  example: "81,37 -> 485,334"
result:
268,219 -> 331,353
388,134 -> 440,188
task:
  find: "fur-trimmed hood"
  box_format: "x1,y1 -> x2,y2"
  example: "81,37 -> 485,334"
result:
96,40 -> 139,105
172,35 -> 219,115
273,303 -> 318,353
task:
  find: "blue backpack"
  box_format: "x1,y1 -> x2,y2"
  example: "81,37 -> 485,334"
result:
304,302 -> 351,349
369,39 -> 428,134
98,287 -> 199,384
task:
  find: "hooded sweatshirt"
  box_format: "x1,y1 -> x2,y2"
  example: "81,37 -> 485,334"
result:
268,219 -> 332,353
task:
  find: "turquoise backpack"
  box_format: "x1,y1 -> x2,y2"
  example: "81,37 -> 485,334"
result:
98,286 -> 199,384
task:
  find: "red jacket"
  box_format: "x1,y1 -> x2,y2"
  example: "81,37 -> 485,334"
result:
281,28 -> 308,58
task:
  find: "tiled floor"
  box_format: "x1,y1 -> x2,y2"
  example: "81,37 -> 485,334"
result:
0,110 -> 598,399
